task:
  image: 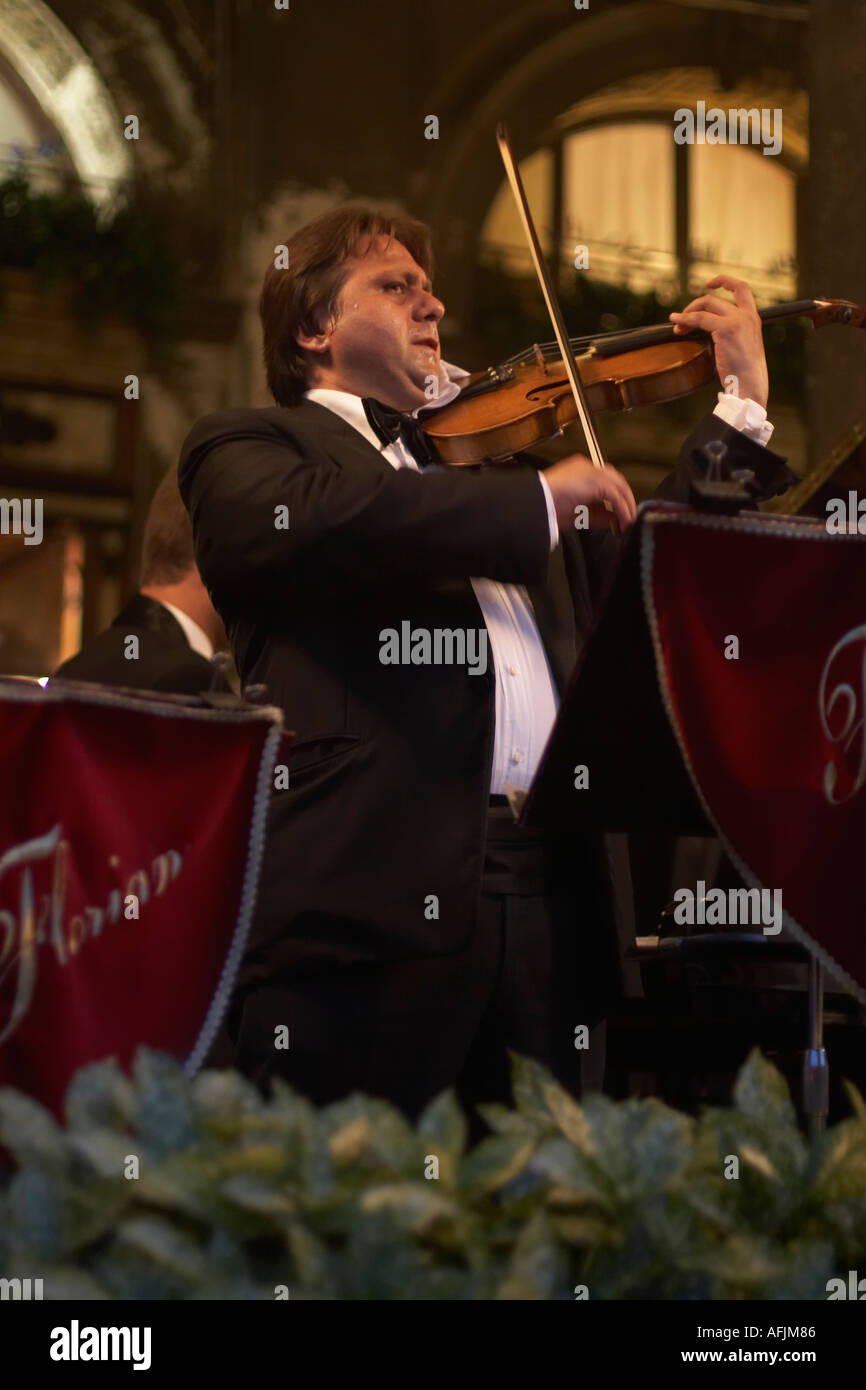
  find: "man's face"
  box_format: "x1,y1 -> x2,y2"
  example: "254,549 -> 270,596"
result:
301,236 -> 445,411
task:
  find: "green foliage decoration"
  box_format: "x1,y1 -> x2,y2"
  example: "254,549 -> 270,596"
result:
0,1047 -> 864,1300
0,173 -> 183,342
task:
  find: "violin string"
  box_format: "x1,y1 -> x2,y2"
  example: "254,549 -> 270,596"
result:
499,299 -> 826,370
503,325 -> 675,369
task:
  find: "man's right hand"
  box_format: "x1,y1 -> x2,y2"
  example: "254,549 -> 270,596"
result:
544,453 -> 637,533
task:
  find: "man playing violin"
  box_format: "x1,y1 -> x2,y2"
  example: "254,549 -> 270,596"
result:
179,204 -> 794,1120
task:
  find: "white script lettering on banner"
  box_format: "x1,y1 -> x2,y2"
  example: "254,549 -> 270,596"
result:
818,624 -> 866,806
0,825 -> 183,1045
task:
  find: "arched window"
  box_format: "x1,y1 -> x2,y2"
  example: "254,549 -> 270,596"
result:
481,68 -> 805,301
0,55 -> 44,150
0,49 -> 69,190
0,0 -> 132,203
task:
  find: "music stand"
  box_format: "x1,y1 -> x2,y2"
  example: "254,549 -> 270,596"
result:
521,506 -> 830,1138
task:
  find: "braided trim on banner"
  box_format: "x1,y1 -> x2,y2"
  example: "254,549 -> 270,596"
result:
185,717 -> 283,1076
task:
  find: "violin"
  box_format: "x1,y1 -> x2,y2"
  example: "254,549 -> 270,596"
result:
420,297 -> 866,466
423,127 -> 865,472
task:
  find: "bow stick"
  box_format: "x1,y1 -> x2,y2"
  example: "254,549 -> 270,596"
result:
496,123 -> 607,472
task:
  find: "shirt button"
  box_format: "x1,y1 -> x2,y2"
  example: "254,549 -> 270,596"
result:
512,751 -> 523,764
509,664 -> 518,675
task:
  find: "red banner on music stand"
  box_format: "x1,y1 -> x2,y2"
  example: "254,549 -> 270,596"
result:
0,679 -> 283,1114
642,507 -> 866,1003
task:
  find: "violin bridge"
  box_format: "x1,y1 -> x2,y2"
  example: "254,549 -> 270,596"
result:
531,343 -> 548,374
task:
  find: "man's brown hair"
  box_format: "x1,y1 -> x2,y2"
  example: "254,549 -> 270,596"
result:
260,203 -> 433,407
140,466 -> 196,586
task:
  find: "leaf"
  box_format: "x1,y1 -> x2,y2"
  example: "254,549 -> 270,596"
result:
135,1154 -> 222,1224
359,1182 -> 463,1238
116,1215 -> 210,1286
812,1118 -> 866,1198
341,1206 -> 431,1299
65,1059 -> 136,1132
301,1121 -> 335,1200
418,1090 -> 468,1178
219,1144 -> 287,1177
89,1244 -> 190,1301
36,1265 -> 112,1300
220,1174 -> 293,1217
475,1102 -> 537,1139
625,1104 -> 694,1190
186,1276 -> 273,1300
768,1240 -> 835,1300
530,1136 -> 605,1197
361,1104 -> 419,1175
133,1049 -> 198,1159
320,1093 -> 417,1176
545,1184 -> 613,1254
580,1223 -> 654,1299
259,1079 -> 324,1188
206,1226 -> 249,1279
642,1190 -> 698,1261
574,1095 -> 693,1204
548,1213 -> 609,1247
546,1184 -> 604,1211
458,1134 -> 536,1194
497,1210 -> 568,1300
739,1144 -> 778,1181
542,1082 -> 596,1154
286,1221 -> 336,1296
691,1232 -> 782,1290
267,1076 -> 314,1116
191,1068 -> 266,1122
814,1195 -> 866,1264
681,1183 -> 739,1239
0,1089 -> 68,1171
7,1168 -> 64,1259
68,1127 -> 136,1180
328,1117 -> 373,1165
62,1182 -> 132,1254
700,1100 -> 806,1202
729,1051 -> 807,1190
733,1049 -> 798,1132
509,1052 -> 558,1129
842,1078 -> 866,1123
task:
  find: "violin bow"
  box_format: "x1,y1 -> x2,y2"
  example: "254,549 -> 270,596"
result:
496,123 -> 606,471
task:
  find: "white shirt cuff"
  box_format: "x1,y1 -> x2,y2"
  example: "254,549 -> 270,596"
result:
713,393 -> 774,447
537,471 -> 559,551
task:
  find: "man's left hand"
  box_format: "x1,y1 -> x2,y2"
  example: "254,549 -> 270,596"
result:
669,275 -> 768,408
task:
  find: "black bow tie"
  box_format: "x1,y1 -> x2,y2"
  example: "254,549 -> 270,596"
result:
362,398 -> 440,468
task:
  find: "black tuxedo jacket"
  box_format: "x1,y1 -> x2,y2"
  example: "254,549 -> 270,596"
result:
178,400 -> 794,997
51,593 -> 214,695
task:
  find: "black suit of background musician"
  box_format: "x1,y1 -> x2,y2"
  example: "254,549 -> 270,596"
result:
52,592 -> 214,694
52,467 -> 225,696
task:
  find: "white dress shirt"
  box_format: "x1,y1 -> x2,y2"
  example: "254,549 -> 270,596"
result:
160,601 -> 214,660
306,363 -> 772,795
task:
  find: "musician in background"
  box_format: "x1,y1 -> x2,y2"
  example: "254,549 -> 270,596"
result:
53,467 -> 227,694
180,204 -> 794,1125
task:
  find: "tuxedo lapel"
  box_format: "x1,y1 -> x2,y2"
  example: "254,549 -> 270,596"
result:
291,403 -> 583,694
290,400 -> 394,473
